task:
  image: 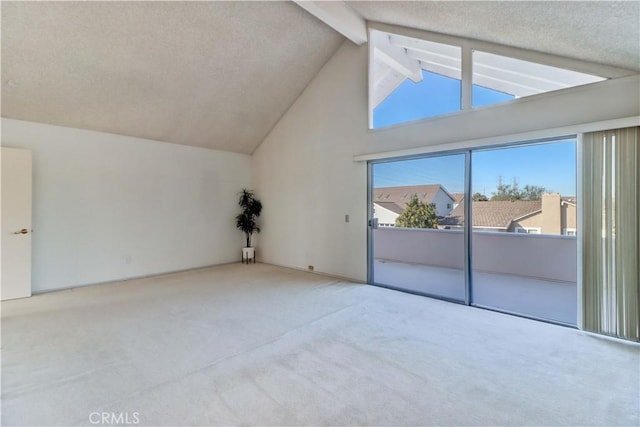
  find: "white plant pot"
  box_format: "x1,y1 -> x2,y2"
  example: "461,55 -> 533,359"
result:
242,247 -> 255,264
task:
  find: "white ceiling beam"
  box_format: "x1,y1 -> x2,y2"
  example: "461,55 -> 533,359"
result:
373,70 -> 406,108
374,66 -> 394,88
406,51 -> 461,80
372,31 -> 422,83
389,34 -> 460,59
293,1 -> 367,45
405,50 -> 461,68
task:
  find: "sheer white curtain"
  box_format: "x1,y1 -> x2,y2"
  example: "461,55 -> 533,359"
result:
582,126 -> 639,342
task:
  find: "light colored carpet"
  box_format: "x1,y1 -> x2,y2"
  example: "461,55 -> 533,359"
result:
373,259 -> 577,325
1,263 -> 638,426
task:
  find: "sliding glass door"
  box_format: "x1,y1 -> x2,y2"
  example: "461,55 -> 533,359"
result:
369,154 -> 466,302
368,138 -> 578,325
470,140 -> 578,325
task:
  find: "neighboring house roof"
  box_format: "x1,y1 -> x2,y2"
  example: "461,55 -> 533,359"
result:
374,201 -> 405,215
373,184 -> 454,209
440,200 -> 542,229
451,193 -> 465,203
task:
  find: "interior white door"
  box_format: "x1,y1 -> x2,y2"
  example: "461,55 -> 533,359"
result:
1,147 -> 33,300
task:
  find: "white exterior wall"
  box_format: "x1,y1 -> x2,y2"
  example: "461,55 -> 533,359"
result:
1,119 -> 251,293
252,40 -> 639,281
432,189 -> 454,217
373,203 -> 399,226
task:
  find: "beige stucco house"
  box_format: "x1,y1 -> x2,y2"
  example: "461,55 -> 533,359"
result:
440,193 -> 577,235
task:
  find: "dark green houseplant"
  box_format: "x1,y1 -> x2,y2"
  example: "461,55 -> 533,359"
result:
235,189 -> 262,262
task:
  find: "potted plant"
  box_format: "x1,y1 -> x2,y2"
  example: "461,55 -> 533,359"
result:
235,189 -> 262,263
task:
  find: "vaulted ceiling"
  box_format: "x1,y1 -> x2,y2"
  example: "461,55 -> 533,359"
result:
2,1 -> 638,154
1,1 -> 343,154
349,1 -> 640,72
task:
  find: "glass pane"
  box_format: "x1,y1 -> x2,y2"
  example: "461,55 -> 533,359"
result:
472,84 -> 515,108
470,139 -> 577,324
371,154 -> 465,302
472,50 -> 605,108
374,71 -> 462,128
371,31 -> 461,128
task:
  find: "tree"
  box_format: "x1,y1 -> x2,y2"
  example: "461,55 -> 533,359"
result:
490,177 -> 548,201
395,194 -> 438,229
520,185 -> 547,201
491,177 -> 521,201
472,192 -> 489,201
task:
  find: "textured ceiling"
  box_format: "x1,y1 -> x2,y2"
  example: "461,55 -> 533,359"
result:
1,1 -> 343,154
2,2 -> 638,155
348,1 -> 640,72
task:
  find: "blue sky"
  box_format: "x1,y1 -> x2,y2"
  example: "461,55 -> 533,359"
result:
373,70 -> 514,128
373,141 -> 576,197
372,72 -> 576,196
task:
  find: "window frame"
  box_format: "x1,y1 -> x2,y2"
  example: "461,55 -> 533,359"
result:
368,22 -> 635,130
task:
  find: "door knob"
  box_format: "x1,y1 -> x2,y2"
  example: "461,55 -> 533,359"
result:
13,228 -> 29,235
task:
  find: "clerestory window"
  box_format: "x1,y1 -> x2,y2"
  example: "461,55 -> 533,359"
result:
371,32 -> 462,128
472,51 -> 605,108
369,29 -> 608,129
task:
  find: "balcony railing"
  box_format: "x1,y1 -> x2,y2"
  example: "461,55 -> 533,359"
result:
372,227 -> 577,324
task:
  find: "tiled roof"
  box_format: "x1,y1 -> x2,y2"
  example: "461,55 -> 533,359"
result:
373,185 -> 452,209
374,201 -> 405,215
451,192 -> 465,203
440,200 -> 542,228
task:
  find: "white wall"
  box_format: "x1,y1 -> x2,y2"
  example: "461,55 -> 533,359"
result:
252,40 -> 639,282
1,118 -> 251,293
251,42 -> 369,280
